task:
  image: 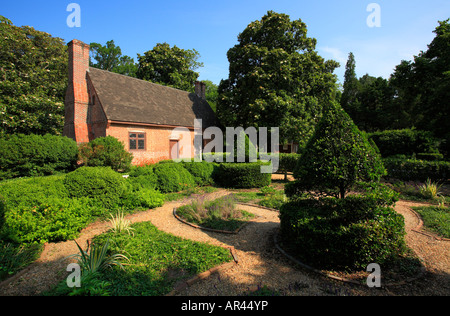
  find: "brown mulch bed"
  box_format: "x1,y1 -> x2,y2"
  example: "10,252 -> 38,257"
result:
0,183 -> 449,296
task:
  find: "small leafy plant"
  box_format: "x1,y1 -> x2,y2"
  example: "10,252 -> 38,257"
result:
108,211 -> 135,236
71,238 -> 129,274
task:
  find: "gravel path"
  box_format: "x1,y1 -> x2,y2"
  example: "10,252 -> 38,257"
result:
0,189 -> 448,296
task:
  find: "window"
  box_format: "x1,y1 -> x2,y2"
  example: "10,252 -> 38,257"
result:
129,133 -> 146,151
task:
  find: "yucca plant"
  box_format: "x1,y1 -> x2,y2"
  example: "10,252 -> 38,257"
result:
108,211 -> 135,236
419,178 -> 442,200
71,238 -> 129,274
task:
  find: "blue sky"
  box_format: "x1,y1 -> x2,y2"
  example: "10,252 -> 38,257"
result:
2,0 -> 449,85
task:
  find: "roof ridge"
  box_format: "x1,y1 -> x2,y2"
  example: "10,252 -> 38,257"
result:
88,67 -> 194,95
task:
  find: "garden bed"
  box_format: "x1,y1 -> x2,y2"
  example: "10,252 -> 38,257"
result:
174,195 -> 256,234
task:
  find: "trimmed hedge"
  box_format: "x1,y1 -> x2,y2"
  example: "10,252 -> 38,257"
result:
279,196 -> 407,270
383,158 -> 450,182
213,162 -> 271,189
0,134 -> 78,180
64,167 -> 128,209
127,165 -> 159,191
153,162 -> 196,193
182,161 -> 217,186
278,153 -> 300,173
368,129 -> 440,158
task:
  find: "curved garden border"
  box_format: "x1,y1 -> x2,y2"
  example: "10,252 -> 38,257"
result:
172,202 -> 267,235
407,206 -> 450,242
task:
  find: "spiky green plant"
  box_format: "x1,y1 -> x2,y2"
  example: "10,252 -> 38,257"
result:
108,211 -> 135,236
419,178 -> 442,200
71,238 -> 129,274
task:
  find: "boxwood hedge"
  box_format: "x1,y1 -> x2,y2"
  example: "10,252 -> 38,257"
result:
213,162 -> 271,189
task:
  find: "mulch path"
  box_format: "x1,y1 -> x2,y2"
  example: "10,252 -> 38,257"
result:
0,184 -> 448,296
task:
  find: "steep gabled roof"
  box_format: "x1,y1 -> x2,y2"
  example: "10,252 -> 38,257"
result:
87,67 -> 219,128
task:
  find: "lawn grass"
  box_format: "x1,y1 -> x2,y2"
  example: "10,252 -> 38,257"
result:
413,206 -> 450,239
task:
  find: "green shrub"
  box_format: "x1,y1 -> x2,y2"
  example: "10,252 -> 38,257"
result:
279,196 -> 407,270
368,129 -> 440,158
0,194 -> 5,231
214,162 -> 272,189
278,154 -> 300,173
153,162 -> 196,193
2,197 -> 94,244
292,103 -> 386,199
416,153 -> 444,161
182,161 -> 217,186
383,158 -> 450,182
127,165 -> 158,191
78,136 -> 133,172
64,167 -> 128,209
0,134 -> 78,180
0,175 -> 69,210
119,187 -> 165,210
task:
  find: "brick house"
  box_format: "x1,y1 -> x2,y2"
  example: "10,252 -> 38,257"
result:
64,39 -> 219,166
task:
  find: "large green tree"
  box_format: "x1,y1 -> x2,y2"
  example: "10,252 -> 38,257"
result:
90,40 -> 138,78
0,16 -> 67,136
217,11 -> 340,146
136,43 -> 203,92
390,19 -> 450,155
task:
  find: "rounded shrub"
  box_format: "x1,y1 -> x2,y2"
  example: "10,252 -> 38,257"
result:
64,167 -> 128,209
127,165 -> 159,191
78,136 -> 133,172
213,162 -> 271,189
279,196 -> 407,270
153,162 -> 196,193
182,161 -> 217,186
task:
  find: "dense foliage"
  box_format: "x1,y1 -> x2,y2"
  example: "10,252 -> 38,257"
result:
217,11 -> 340,146
64,167 -> 128,209
341,20 -> 450,158
368,129 -> 441,158
213,162 -> 272,189
90,40 -> 138,78
78,136 -> 133,172
0,16 -> 67,136
291,103 -> 385,199
137,43 -> 203,92
0,134 -> 78,180
152,162 -> 196,193
383,158 -> 450,182
279,195 -> 407,270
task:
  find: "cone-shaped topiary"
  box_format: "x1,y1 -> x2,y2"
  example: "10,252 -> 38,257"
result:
291,102 -> 386,199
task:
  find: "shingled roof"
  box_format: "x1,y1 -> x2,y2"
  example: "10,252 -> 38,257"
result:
87,67 -> 219,128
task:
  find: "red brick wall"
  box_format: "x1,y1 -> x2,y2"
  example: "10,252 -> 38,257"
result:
106,123 -> 196,166
64,40 -> 90,143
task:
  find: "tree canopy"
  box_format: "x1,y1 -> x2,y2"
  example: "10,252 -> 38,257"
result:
0,16 -> 67,136
341,19 -> 450,157
217,11 -> 340,146
89,40 -> 138,78
136,43 -> 203,92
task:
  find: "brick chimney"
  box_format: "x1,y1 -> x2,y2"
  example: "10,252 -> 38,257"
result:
195,81 -> 206,100
64,39 -> 90,143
